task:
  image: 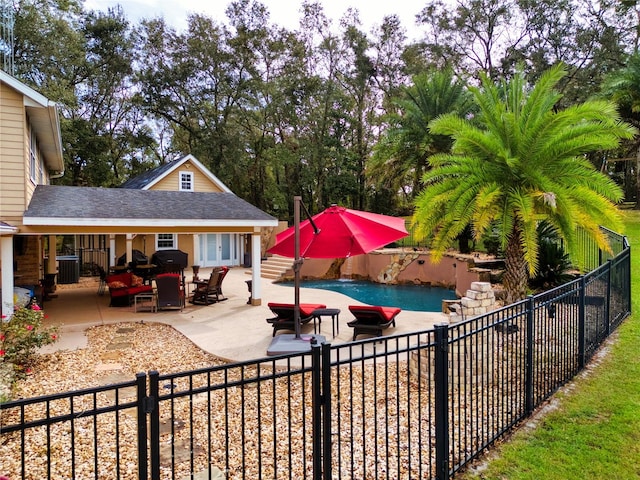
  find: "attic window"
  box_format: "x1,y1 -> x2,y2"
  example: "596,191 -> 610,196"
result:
179,171 -> 194,191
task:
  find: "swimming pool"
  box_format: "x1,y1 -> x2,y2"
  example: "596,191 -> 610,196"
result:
282,279 -> 457,312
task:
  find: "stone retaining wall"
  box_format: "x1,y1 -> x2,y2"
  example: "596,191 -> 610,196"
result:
445,281 -> 496,323
410,282 -> 497,386
297,250 -> 497,297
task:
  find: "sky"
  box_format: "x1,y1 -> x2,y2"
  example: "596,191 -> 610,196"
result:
84,0 -> 428,40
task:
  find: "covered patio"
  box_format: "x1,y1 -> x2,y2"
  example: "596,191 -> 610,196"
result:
2,185 -> 279,316
40,266 -> 447,362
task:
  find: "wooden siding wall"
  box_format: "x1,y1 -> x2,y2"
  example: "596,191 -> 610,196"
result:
0,83 -> 27,222
113,234 -> 194,267
151,161 -> 224,192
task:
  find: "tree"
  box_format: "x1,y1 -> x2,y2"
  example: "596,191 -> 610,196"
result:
369,68 -> 472,211
413,64 -> 635,303
415,0 -> 518,79
13,2 -> 154,185
413,0 -> 635,104
599,52 -> 640,208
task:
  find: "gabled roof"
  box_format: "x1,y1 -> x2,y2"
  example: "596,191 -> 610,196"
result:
0,70 -> 64,174
23,185 -> 277,228
119,154 -> 231,192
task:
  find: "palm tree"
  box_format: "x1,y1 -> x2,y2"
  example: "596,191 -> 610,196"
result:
413,64 -> 636,303
369,69 -> 473,207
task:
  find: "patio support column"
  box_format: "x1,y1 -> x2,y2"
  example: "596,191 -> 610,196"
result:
126,234 -> 133,264
46,235 -> 56,275
250,229 -> 261,305
109,235 -> 116,267
1,235 -> 14,317
193,234 -> 200,267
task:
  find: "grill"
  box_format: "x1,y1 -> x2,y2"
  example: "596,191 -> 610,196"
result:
117,249 -> 148,267
151,249 -> 188,269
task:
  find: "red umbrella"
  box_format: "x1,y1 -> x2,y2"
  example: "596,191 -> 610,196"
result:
267,198 -> 408,344
267,204 -> 408,258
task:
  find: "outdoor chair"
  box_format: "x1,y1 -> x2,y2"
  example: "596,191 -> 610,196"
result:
266,302 -> 326,336
346,305 -> 401,340
190,266 -> 228,305
155,273 -> 185,311
97,266 -> 107,296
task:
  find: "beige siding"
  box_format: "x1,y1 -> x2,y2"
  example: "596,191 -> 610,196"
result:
0,83 -> 28,218
150,160 -> 224,192
24,124 -> 35,200
113,234 -> 195,265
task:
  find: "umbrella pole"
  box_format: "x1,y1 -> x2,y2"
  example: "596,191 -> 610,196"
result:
294,196 -> 302,339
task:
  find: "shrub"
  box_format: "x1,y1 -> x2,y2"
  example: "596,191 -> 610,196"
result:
481,227 -> 502,256
1,303 -> 59,378
529,221 -> 574,290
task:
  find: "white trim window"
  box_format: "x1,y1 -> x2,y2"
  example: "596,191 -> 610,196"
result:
179,171 -> 194,191
156,234 -> 177,250
39,155 -> 45,184
30,129 -> 38,184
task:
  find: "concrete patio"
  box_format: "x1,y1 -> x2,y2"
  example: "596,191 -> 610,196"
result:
41,266 -> 448,362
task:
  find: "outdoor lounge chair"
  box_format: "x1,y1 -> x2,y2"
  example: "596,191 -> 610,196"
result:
346,305 -> 401,340
155,273 -> 185,311
266,302 -> 326,336
190,266 -> 228,305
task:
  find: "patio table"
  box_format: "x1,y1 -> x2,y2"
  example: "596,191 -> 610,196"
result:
312,308 -> 341,337
134,292 -> 157,313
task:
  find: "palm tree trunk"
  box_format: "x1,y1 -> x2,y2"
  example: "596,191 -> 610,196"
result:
503,224 -> 528,304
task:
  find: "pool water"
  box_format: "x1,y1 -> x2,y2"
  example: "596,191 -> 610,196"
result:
282,279 -> 457,312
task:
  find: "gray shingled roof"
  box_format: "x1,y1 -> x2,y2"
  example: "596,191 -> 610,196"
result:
24,185 -> 277,226
119,162 -> 176,189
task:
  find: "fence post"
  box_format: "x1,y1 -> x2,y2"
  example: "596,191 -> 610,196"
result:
148,370 -> 160,480
434,323 -> 449,480
525,296 -> 535,416
578,276 -> 586,370
321,343 -> 333,480
136,372 -> 148,480
311,342 -> 323,480
625,248 -> 631,314
606,259 -> 612,336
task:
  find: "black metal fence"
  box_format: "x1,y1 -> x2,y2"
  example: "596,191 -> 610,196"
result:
1,233 -> 630,479
74,247 -> 110,277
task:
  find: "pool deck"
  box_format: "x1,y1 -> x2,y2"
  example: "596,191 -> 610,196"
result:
41,266 -> 450,363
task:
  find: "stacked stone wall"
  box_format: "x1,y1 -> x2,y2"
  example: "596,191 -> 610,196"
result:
375,251 -> 420,284
410,282 -> 497,385
447,281 -> 495,323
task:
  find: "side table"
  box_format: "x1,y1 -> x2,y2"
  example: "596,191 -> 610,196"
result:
134,292 -> 157,313
312,308 -> 341,338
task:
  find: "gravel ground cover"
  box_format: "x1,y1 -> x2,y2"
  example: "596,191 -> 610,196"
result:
1,322 -> 229,479
1,322 -> 438,479
2,315 -> 562,479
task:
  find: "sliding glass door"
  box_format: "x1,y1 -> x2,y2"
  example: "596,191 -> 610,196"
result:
199,234 -> 239,266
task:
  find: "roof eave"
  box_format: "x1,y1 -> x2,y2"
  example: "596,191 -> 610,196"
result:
23,217 -> 278,227
1,71 -> 64,174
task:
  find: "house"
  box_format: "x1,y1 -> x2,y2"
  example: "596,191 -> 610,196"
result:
115,153 -> 253,270
0,71 -> 277,316
0,70 -> 64,315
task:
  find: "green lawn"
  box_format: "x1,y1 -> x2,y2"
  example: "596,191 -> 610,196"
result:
460,209 -> 640,480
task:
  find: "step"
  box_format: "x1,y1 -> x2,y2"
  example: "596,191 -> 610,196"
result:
259,255 -> 292,280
